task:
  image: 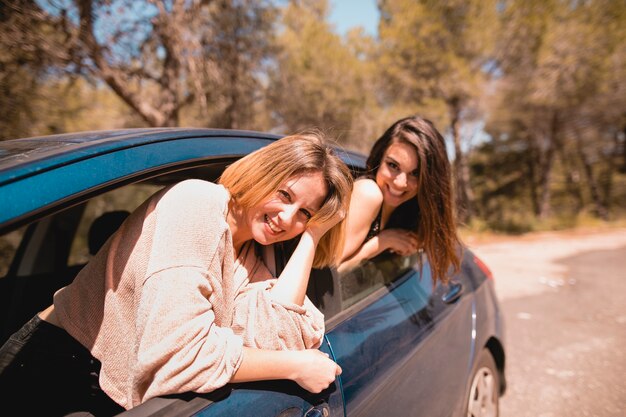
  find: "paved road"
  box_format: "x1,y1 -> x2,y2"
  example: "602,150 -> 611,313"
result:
469,228 -> 626,417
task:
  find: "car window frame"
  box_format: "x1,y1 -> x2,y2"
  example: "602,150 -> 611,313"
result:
323,251 -> 433,331
0,134 -> 367,417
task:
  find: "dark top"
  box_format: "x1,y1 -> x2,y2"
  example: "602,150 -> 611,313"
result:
357,173 -> 419,243
357,174 -> 383,242
365,206 -> 382,242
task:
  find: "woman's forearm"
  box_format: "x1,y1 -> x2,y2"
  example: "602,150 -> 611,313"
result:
231,347 -> 341,394
269,231 -> 317,306
231,347 -> 299,382
337,236 -> 385,274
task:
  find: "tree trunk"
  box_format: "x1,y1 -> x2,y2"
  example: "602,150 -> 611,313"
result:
537,111 -> 560,220
449,98 -> 474,225
78,0 -> 186,128
574,129 -> 608,219
224,56 -> 240,129
526,135 -> 541,217
555,137 -> 584,213
598,129 -> 623,216
621,124 -> 626,174
537,145 -> 555,220
564,165 -> 584,213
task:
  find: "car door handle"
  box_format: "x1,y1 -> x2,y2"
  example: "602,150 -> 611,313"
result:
442,281 -> 463,304
304,403 -> 330,417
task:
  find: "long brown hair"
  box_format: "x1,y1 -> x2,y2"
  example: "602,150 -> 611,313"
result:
219,130 -> 353,268
366,116 -> 462,284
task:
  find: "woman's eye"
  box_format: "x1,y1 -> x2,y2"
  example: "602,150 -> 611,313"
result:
278,190 -> 290,201
300,209 -> 312,220
387,161 -> 399,171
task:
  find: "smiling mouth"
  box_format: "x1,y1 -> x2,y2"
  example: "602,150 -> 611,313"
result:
386,185 -> 406,197
264,214 -> 283,234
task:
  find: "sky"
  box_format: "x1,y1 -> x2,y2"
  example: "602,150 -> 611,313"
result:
328,0 -> 379,36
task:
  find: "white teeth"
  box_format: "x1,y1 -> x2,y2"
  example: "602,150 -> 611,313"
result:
265,215 -> 282,233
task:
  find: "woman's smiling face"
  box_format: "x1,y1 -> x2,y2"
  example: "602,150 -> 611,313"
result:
246,171 -> 328,245
375,141 -> 419,209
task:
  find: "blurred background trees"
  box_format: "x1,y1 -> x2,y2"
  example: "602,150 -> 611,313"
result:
1,0 -> 624,232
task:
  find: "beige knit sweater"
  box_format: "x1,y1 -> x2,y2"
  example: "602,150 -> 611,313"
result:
53,180 -> 325,409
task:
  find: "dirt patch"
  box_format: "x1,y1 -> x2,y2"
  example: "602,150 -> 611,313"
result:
465,226 -> 626,301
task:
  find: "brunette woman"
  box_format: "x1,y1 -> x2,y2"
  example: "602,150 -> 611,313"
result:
339,116 -> 461,285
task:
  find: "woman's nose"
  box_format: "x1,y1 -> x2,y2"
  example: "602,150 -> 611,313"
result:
394,172 -> 408,188
278,205 -> 297,227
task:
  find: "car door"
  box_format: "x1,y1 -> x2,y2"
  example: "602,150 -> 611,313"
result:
192,336 -> 344,417
324,252 -> 474,417
0,179 -> 346,417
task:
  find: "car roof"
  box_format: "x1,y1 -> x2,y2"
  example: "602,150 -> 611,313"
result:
0,128 -> 366,233
0,128 -> 282,186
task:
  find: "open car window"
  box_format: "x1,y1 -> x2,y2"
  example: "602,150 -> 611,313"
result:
338,251 -> 431,310
0,162 -> 231,345
0,226 -> 27,278
68,184 -> 163,266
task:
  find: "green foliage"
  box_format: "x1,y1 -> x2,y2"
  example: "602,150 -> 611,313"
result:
1,0 -> 625,232
0,0 -> 69,139
484,0 -> 626,225
267,0 -> 372,147
377,0 -> 499,105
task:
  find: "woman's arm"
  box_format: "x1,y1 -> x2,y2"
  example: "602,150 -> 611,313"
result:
337,228 -> 419,273
339,179 -> 383,263
337,179 -> 419,274
337,233 -> 385,273
269,211 -> 343,306
336,179 -> 385,273
231,347 -> 341,393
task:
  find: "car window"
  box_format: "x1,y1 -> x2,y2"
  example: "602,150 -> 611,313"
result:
68,183 -> 163,266
0,226 -> 27,278
338,251 -> 432,310
0,154 -> 241,345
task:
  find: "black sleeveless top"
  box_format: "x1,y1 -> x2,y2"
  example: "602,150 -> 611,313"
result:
358,174 -> 383,242
365,206 -> 382,242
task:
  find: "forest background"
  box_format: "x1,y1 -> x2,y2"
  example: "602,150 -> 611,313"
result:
1,0 -> 625,234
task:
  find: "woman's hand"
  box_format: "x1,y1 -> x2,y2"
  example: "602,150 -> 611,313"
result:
305,210 -> 345,244
270,209 -> 345,305
290,350 -> 342,393
379,228 -> 419,256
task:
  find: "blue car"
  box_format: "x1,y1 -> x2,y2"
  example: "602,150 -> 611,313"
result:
0,128 -> 506,417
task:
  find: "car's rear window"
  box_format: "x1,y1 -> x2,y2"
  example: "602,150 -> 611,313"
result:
68,183 -> 163,266
0,226 -> 27,278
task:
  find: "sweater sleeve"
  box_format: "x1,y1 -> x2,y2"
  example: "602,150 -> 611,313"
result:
230,256 -> 325,351
135,264 -> 243,404
132,180 -> 243,405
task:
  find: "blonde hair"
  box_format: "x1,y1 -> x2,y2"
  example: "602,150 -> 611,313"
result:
219,131 -> 353,268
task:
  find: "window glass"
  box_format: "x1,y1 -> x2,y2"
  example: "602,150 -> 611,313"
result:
339,251 -> 427,310
0,226 -> 27,278
68,183 -> 163,266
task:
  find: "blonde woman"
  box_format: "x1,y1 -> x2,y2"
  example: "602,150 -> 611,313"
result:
0,132 -> 352,415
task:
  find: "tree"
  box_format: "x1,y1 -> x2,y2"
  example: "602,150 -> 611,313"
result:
267,0 -> 371,145
376,0 -> 500,224
487,0 -> 626,220
6,0 -> 277,129
192,0 -> 278,129
0,0 -> 70,139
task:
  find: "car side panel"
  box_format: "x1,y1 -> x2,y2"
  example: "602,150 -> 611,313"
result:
326,267 -> 474,417
470,278 -> 506,393
189,338 -> 345,417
